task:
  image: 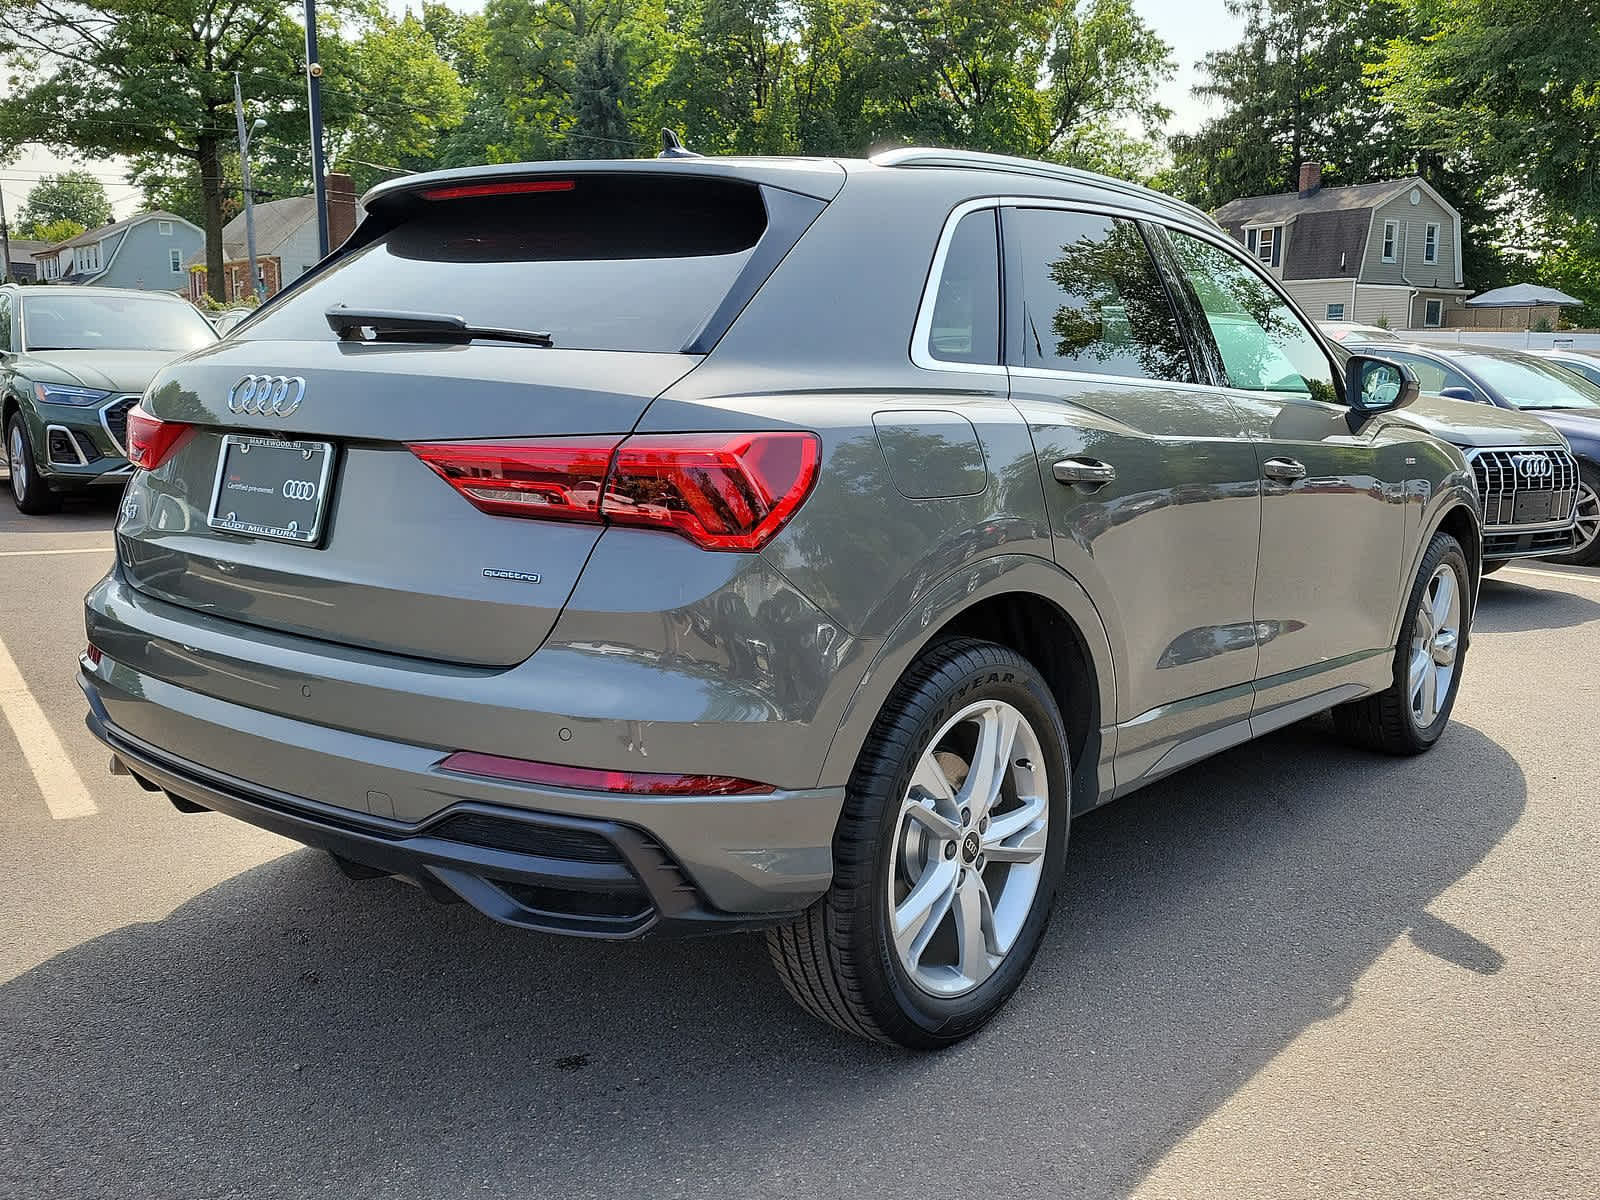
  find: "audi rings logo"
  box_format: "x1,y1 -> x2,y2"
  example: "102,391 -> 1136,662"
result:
228,375 -> 306,418
1514,453 -> 1554,481
281,479 -> 317,502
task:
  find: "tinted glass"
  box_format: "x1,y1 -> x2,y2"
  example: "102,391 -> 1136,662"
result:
1169,231 -> 1339,403
243,176 -> 768,353
1006,208 -> 1191,383
1457,353 -> 1600,410
1383,351 -> 1479,398
928,210 -> 1000,365
1551,356 -> 1600,387
0,293 -> 10,352
19,293 -> 216,352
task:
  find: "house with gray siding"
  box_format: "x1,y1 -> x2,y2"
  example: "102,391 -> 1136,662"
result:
1214,164 -> 1469,330
32,211 -> 203,293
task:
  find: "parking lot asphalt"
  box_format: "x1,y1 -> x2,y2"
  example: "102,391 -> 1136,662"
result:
1,495 -> 1596,1200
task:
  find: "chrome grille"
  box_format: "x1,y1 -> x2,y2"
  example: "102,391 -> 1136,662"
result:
1468,447 -> 1579,531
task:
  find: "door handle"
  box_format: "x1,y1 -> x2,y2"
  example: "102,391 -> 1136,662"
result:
1053,458 -> 1117,486
1263,458 -> 1307,482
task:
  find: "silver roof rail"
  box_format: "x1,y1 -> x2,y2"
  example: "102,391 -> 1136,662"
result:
869,146 -> 1216,227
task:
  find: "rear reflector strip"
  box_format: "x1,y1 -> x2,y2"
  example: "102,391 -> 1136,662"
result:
439,751 -> 774,796
420,180 -> 577,201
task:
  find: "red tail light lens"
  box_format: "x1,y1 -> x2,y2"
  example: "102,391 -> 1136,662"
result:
602,432 -> 820,551
125,403 -> 190,471
409,438 -> 620,521
409,431 -> 819,552
439,751 -> 773,796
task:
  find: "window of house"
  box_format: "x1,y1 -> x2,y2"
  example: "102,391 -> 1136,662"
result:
77,243 -> 101,273
1003,207 -> 1193,383
158,220 -> 173,236
170,248 -> 183,273
1424,298 -> 1444,327
1167,230 -> 1340,404
1245,229 -> 1257,253
1424,223 -> 1439,264
925,208 -> 1001,365
1257,226 -> 1275,264
1382,222 -> 1397,262
1326,303 -> 1346,321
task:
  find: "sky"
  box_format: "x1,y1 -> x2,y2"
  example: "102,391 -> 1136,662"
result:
1,0 -> 1241,228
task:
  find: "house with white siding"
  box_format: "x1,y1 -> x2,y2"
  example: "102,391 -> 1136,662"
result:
1214,164 -> 1470,331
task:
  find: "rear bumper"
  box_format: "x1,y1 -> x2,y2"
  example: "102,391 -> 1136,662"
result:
80,654 -> 845,938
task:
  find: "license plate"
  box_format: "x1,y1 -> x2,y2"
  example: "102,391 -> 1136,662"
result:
207,435 -> 335,544
1512,491 -> 1554,525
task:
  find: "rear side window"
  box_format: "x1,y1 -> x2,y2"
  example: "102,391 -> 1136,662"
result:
1385,352 -> 1479,398
927,209 -> 1000,365
1004,208 -> 1192,383
241,176 -> 770,353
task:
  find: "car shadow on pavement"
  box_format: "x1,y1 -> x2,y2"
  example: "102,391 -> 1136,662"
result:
1476,574 -> 1600,633
0,723 -> 1523,1200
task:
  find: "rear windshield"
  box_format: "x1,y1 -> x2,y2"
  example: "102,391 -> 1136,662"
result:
241,175 -> 768,353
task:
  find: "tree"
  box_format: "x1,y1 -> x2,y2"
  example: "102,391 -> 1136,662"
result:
17,170 -> 112,232
19,217 -> 86,244
569,31 -> 633,158
1166,0 -> 1410,210
863,0 -> 1173,173
1377,0 -> 1600,229
0,0 -> 321,300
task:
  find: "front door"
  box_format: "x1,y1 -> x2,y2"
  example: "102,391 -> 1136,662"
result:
1000,206 -> 1264,785
1163,229 -> 1410,716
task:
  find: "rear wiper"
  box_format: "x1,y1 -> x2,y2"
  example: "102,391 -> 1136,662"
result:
326,306 -> 554,348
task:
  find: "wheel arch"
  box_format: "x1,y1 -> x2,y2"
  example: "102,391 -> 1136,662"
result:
818,554 -> 1118,811
1394,491 -> 1481,646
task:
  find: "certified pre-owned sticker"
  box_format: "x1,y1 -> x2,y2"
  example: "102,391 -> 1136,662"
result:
483,568 -> 542,584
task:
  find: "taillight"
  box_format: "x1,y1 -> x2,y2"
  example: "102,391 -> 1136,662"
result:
125,403 -> 189,470
409,431 -> 819,552
409,438 -> 619,521
420,179 -> 576,201
438,751 -> 772,796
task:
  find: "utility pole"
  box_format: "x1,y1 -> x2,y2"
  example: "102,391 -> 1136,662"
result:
234,73 -> 267,304
0,184 -> 11,286
304,0 -> 330,258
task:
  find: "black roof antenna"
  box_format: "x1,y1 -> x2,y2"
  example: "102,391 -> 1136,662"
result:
659,128 -> 701,159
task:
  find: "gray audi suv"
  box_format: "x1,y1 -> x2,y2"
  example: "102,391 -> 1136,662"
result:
81,149 -> 1571,1047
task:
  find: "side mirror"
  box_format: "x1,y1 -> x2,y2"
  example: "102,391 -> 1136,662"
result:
1438,386 -> 1481,403
1345,354 -> 1418,416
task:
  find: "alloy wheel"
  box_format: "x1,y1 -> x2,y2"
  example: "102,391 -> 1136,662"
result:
1408,562 -> 1461,728
9,424 -> 26,502
887,699 -> 1049,997
1573,482 -> 1600,558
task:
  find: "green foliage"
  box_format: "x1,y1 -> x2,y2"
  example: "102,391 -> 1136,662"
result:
1166,0 -> 1410,209
570,31 -> 633,158
16,170 -> 112,231
18,217 -> 86,244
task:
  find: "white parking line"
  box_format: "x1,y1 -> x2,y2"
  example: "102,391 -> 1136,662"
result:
0,547 -> 113,558
1501,565 -> 1600,586
0,632 -> 96,819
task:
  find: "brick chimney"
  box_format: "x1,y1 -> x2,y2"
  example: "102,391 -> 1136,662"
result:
325,172 -> 359,250
1298,162 -> 1323,196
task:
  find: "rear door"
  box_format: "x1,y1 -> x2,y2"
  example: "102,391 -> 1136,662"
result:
1161,227 -> 1410,713
999,205 -> 1264,783
118,171 -> 831,666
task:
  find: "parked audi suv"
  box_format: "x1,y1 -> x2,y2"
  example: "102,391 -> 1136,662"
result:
1350,341 -> 1598,567
82,150 -> 1565,1047
0,284 -> 218,513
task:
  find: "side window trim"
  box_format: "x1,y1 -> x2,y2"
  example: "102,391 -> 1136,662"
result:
1138,219 -> 1226,389
910,197 -> 1007,376
1157,221 -> 1346,403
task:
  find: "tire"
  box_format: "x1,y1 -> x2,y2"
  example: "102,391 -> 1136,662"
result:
1333,530 -> 1469,754
767,638 -> 1070,1048
1549,462 -> 1600,567
7,414 -> 60,515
